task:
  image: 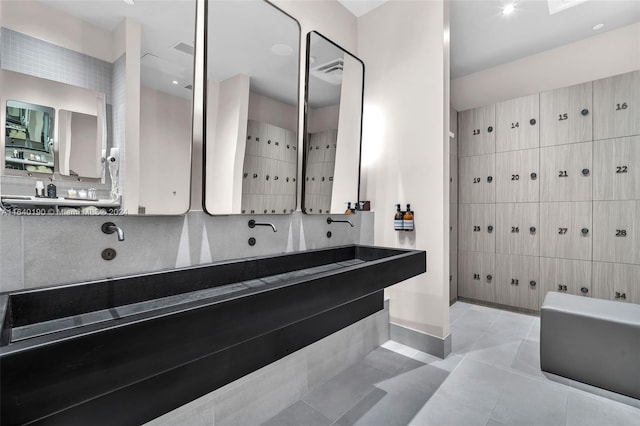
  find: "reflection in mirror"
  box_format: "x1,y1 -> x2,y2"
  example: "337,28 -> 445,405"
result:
58,110 -> 102,179
5,101 -> 55,175
0,0 -> 195,215
204,0 -> 300,215
302,32 -> 364,214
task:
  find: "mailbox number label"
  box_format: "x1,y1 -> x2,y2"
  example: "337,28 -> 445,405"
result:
559,170 -> 568,178
615,102 -> 628,111
616,229 -> 627,237
558,113 -> 568,121
473,129 -> 481,135
616,166 -> 628,174
511,174 -> 520,181
511,227 -> 520,233
558,228 -> 568,235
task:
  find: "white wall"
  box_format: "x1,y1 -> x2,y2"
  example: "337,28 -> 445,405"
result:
247,92 -> 297,132
452,22 -> 640,111
307,104 -> 340,134
204,75 -> 250,214
332,54 -> 363,212
359,0 -> 450,339
0,0 -> 114,62
139,86 -> 192,214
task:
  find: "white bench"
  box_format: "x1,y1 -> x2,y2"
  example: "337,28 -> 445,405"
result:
540,291 -> 640,399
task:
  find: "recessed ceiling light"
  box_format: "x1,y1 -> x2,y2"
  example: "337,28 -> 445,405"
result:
592,23 -> 605,31
172,80 -> 179,85
502,3 -> 516,15
271,44 -> 293,56
123,0 -> 135,5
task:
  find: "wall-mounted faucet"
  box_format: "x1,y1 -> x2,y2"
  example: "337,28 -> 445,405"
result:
248,219 -> 277,232
102,222 -> 125,241
327,217 -> 353,227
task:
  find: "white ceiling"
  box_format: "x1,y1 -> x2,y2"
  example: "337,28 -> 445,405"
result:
34,0 -> 640,97
451,0 -> 640,79
39,0 -> 197,100
337,0 -> 387,17
338,0 -> 640,79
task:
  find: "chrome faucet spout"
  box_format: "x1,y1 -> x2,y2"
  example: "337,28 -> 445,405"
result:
248,219 -> 277,232
102,222 -> 125,241
327,217 -> 354,227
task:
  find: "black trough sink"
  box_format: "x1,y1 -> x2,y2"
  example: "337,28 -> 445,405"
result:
0,244 -> 426,425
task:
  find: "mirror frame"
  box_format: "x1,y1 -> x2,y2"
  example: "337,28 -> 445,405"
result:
201,0 -> 302,216
301,31 -> 364,215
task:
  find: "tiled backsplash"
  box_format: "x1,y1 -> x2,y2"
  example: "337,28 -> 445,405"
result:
0,211 -> 374,292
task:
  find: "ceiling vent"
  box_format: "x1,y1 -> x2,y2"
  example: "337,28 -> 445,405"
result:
172,41 -> 194,56
141,53 -> 187,76
547,0 -> 589,15
311,58 -> 344,85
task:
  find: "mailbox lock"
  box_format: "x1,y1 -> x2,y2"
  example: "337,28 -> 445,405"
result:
487,176 -> 493,183
581,168 -> 590,176
530,281 -> 536,287
529,118 -> 536,126
487,126 -> 494,133
487,275 -> 493,281
530,226 -> 536,234
487,225 -> 494,233
581,228 -> 589,236
581,109 -> 589,116
530,172 -> 537,180
581,287 -> 589,294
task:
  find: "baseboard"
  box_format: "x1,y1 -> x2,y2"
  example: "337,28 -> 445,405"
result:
389,323 -> 451,359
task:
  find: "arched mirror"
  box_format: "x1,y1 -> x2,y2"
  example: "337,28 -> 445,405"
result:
203,0 -> 300,215
302,31 -> 364,214
0,0 -> 196,215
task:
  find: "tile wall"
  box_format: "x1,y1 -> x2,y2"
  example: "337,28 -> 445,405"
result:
0,211 -> 374,292
145,300 -> 389,426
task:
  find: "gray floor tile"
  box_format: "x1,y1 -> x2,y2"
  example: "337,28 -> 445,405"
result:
485,419 -> 507,426
452,308 -> 500,332
303,362 -> 389,421
361,347 -> 425,375
343,382 -> 435,426
376,364 -> 449,395
449,301 -> 473,324
409,391 -> 492,426
424,358 -> 509,425
426,353 -> 464,373
450,324 -> 484,354
490,371 -> 568,426
333,388 -> 388,426
485,311 -> 535,340
262,400 -> 331,426
565,389 -> 640,426
466,332 -> 522,368
510,339 -> 544,379
527,319 -> 540,342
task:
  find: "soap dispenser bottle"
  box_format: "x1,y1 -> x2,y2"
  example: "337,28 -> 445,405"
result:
403,204 -> 414,231
345,202 -> 353,214
394,204 -> 404,231
47,177 -> 57,198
